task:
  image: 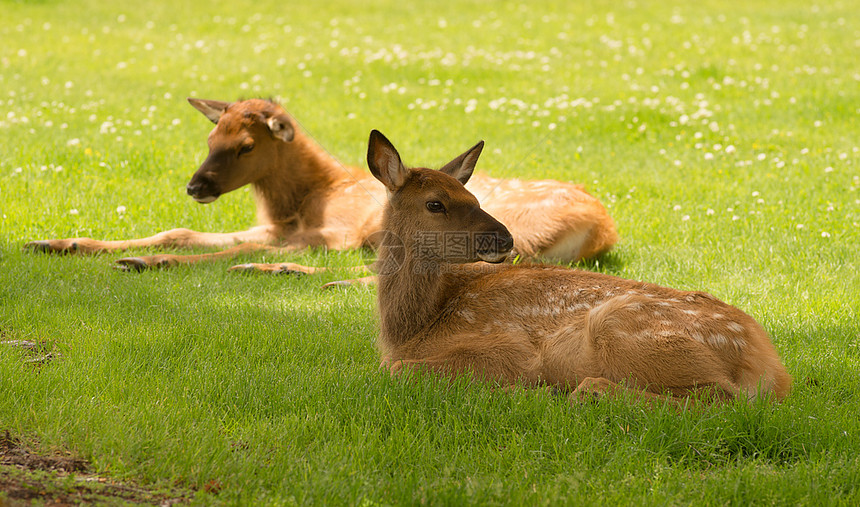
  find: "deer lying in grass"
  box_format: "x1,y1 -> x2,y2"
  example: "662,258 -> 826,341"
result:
25,98 -> 617,276
367,129 -> 791,404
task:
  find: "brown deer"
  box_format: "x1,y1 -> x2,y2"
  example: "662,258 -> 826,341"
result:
25,98 -> 617,276
367,129 -> 791,404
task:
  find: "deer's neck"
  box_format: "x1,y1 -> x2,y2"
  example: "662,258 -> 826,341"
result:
252,130 -> 353,225
376,233 -> 470,354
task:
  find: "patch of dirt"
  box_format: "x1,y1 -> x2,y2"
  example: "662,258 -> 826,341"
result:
0,430 -> 191,506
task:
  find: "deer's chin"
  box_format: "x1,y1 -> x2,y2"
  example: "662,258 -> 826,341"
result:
192,195 -> 219,204
477,251 -> 509,264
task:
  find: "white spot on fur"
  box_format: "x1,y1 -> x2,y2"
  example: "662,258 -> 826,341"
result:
709,334 -> 728,346
712,313 -> 724,319
682,309 -> 698,316
458,308 -> 476,324
691,332 -> 705,343
566,303 -> 591,312
727,322 -> 744,333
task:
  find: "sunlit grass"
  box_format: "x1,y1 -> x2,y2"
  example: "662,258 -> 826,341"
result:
1,0 -> 859,504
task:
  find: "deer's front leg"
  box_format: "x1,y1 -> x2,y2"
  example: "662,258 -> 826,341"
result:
116,242 -> 280,271
25,237 -> 120,255
383,337 -> 536,386
229,262 -> 321,275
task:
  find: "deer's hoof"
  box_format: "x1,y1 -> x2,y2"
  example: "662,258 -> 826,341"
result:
24,241 -> 53,253
321,280 -> 352,290
115,257 -> 149,272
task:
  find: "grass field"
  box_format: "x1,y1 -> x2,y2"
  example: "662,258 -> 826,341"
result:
1,0 -> 859,504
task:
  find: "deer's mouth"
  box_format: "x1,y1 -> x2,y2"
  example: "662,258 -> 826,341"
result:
192,195 -> 219,204
477,251 -> 509,263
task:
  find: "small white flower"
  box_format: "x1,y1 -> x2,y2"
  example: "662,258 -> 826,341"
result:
706,208 -> 715,215
66,138 -> 80,146
821,231 -> 831,238
757,153 -> 766,161
824,166 -> 834,173
673,205 -> 682,211
704,152 -> 714,160
682,215 -> 690,221
116,205 -> 127,214
796,224 -> 804,229
69,209 -> 79,215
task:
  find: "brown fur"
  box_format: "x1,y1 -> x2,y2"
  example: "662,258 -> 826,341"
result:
25,98 -> 617,272
368,130 -> 791,405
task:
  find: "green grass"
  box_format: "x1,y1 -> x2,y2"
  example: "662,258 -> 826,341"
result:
1,0 -> 859,504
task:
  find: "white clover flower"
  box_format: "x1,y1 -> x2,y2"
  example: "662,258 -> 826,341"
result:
116,205 -> 126,214
706,209 -> 715,215
69,209 -> 79,215
821,231 -> 830,238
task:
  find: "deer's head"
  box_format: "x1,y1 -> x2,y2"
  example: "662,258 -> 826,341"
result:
367,130 -> 513,264
185,98 -> 295,203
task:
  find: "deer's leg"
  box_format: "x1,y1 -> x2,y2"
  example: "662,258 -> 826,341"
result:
320,274 -> 377,289
569,377 -> 737,408
382,337 -> 536,386
116,242 -> 285,271
227,227 -> 376,280
575,295 -> 742,405
25,226 -> 276,255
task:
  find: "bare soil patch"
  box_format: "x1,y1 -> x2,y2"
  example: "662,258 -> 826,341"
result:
0,430 -> 190,506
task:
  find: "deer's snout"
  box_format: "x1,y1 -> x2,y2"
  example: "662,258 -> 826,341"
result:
476,222 -> 514,263
186,176 -> 220,204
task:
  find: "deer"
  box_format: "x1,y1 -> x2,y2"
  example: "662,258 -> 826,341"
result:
366,129 -> 792,405
25,98 -> 618,279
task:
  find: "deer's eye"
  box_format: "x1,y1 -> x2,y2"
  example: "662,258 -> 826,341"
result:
238,143 -> 254,156
426,201 -> 446,213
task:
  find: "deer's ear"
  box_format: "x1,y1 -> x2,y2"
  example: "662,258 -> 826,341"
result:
439,140 -> 483,185
367,130 -> 409,191
266,113 -> 295,142
188,98 -> 230,124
